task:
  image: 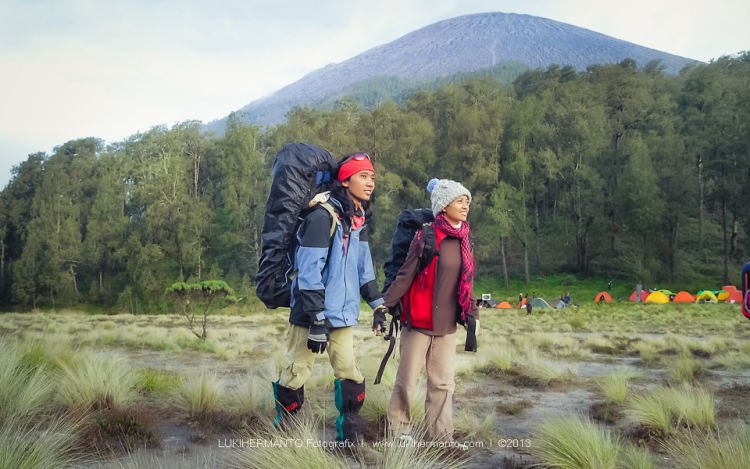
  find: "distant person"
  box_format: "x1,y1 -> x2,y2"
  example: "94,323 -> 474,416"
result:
563,292 -> 571,305
607,280 -> 612,291
635,283 -> 643,303
526,294 -> 533,315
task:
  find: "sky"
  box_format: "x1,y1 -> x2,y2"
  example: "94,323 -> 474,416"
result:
1,0 -> 748,189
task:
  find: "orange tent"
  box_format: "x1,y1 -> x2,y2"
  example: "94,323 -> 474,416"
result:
495,301 -> 512,309
672,291 -> 695,302
594,291 -> 613,302
725,290 -> 742,303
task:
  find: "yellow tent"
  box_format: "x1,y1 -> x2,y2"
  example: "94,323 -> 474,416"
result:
645,291 -> 670,304
716,290 -> 729,301
695,291 -> 718,303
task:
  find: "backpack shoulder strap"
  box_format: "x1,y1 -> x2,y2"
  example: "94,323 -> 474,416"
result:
318,201 -> 339,239
417,223 -> 438,272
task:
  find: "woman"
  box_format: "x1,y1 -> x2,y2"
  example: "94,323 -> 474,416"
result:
383,178 -> 478,442
273,152 -> 387,442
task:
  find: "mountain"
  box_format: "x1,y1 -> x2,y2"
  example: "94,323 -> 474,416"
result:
210,12 -> 698,131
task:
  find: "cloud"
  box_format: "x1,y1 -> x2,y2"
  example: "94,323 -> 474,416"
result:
0,0 -> 748,188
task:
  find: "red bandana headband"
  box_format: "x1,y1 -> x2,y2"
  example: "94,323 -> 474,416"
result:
337,154 -> 376,182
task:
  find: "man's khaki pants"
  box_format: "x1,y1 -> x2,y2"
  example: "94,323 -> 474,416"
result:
388,328 -> 456,441
278,324 -> 364,390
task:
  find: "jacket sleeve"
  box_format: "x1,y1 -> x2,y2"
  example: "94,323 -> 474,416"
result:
295,208 -> 333,322
383,232 -> 423,308
357,225 -> 384,308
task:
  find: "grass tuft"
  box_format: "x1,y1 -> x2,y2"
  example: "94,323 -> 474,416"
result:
177,370 -> 224,418
626,384 -> 715,435
531,415 -> 620,469
597,369 -> 636,404
231,413 -> 348,469
669,356 -> 703,383
57,353 -> 137,409
663,425 -> 750,469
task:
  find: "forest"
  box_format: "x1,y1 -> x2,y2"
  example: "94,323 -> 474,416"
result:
1,54 -> 748,312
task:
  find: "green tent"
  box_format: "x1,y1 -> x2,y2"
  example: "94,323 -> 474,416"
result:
530,297 -> 552,309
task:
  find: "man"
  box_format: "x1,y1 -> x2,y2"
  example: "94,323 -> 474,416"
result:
273,153 -> 387,442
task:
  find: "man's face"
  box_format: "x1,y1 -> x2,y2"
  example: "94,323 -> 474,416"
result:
343,170 -> 376,204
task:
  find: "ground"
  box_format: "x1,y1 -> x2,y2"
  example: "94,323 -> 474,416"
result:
1,301 -> 749,468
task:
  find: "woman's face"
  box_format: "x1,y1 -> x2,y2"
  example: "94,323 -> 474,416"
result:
343,170 -> 376,206
443,195 -> 470,224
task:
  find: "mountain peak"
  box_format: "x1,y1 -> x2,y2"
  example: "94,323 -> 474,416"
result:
214,12 -> 697,130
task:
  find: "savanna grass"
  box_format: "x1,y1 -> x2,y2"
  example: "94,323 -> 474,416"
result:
454,407 -> 496,441
0,341 -> 55,421
618,444 -> 656,469
663,425 -> 750,469
227,374 -> 274,415
231,413 -> 348,469
597,369 -> 637,404
669,356 -> 703,383
0,414 -> 84,469
178,370 -> 224,418
374,423 -> 469,469
137,369 -> 182,394
513,355 -> 578,386
531,415 -> 620,469
626,385 -> 715,435
57,353 -> 138,409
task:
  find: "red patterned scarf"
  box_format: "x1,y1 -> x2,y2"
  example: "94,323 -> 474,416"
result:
433,213 -> 474,320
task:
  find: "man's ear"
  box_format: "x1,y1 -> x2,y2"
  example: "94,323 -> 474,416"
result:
342,180 -> 350,188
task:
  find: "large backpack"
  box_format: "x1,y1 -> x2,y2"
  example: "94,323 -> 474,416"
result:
256,143 -> 338,309
382,208 -> 436,292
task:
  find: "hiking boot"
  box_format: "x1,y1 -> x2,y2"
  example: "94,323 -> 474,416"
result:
334,379 -> 366,442
273,381 -> 304,429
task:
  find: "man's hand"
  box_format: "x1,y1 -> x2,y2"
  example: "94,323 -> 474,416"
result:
464,316 -> 479,352
372,305 -> 388,336
307,319 -> 329,353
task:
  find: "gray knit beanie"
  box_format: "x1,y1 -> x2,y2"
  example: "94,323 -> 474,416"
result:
427,178 -> 472,216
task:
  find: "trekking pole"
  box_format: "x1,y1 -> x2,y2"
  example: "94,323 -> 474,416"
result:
374,318 -> 399,385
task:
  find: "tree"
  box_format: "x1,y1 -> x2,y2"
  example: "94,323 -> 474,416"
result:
166,280 -> 238,339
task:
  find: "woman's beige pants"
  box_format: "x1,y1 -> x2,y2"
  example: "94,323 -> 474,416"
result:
388,328 -> 456,441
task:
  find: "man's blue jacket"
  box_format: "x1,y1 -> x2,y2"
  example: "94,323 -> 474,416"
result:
290,197 -> 383,328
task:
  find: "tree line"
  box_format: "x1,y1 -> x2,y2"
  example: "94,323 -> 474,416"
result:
1,54 -> 748,312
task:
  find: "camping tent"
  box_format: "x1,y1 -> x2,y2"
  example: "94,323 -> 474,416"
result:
725,290 -> 742,303
530,297 -> 552,309
672,291 -> 695,303
495,301 -> 512,309
594,291 -> 613,303
695,291 -> 718,303
716,290 -> 729,301
629,290 -> 649,302
646,291 -> 670,304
